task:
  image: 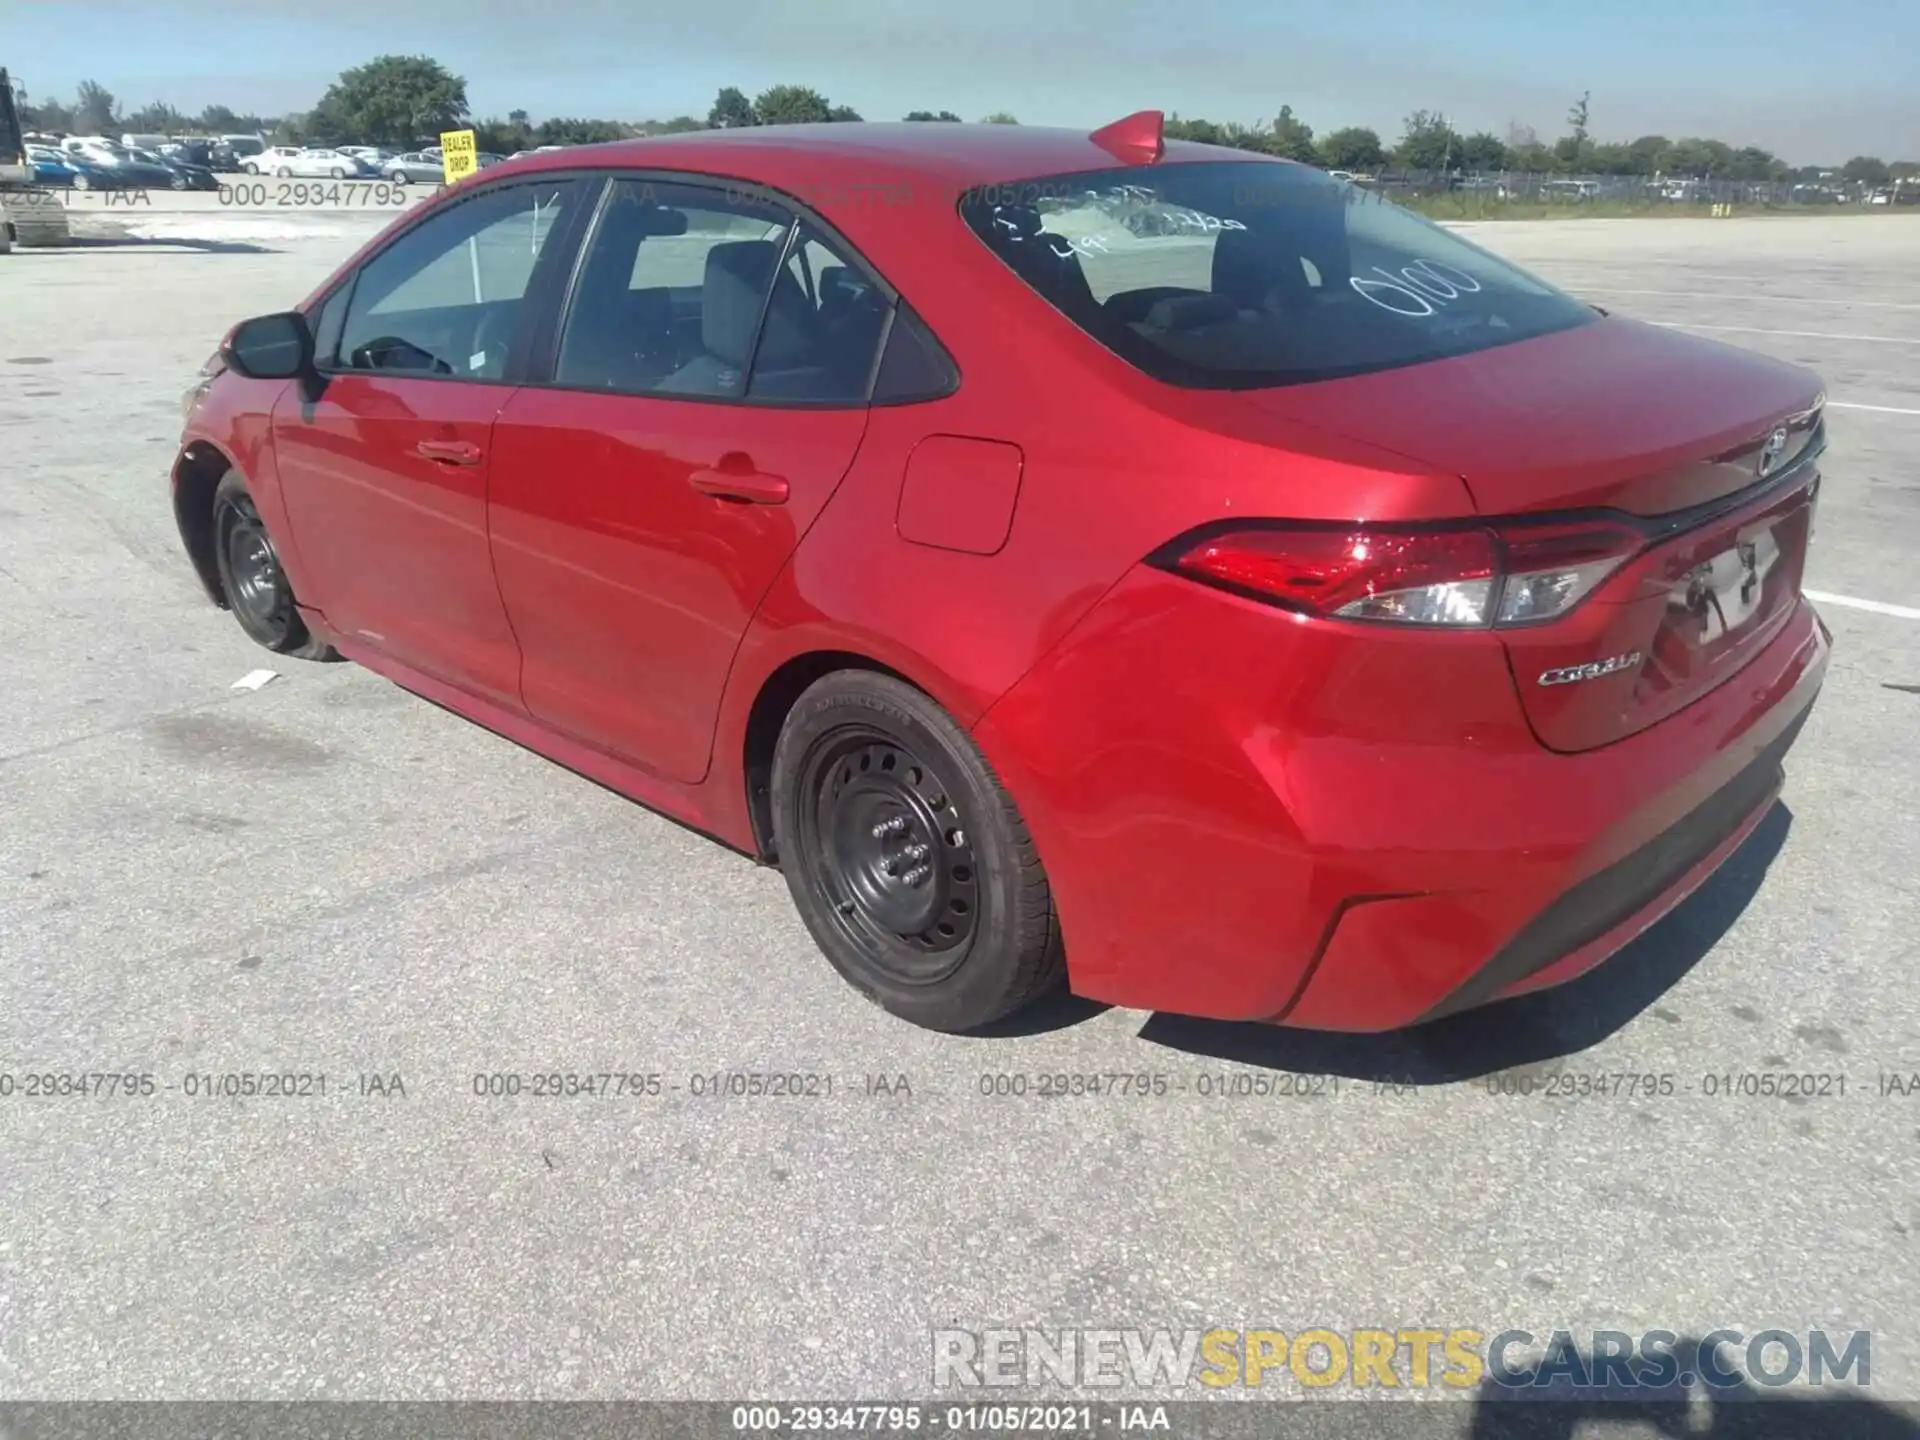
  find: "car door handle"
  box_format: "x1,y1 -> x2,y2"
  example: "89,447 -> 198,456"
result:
415,439 -> 483,466
688,462 -> 789,505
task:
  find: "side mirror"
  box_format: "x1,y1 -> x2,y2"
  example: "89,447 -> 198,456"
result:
222,311 -> 315,381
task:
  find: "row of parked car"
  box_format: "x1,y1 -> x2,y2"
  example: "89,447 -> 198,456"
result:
23,136 -> 223,191
24,133 -> 582,192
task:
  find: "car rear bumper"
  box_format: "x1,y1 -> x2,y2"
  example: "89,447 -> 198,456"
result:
973,567 -> 1829,1029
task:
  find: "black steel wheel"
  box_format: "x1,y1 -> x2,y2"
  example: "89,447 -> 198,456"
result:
803,729 -> 981,980
771,671 -> 1064,1032
209,470 -> 337,659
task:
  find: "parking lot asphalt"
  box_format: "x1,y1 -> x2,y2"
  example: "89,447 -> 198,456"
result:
1,210 -> 1917,1421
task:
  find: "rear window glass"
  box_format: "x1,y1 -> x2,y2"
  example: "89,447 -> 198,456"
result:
957,161 -> 1596,388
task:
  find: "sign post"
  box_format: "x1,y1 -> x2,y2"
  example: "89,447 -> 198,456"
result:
439,129 -> 478,185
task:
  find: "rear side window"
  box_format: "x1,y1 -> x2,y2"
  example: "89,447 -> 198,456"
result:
958,161 -> 1596,388
555,179 -> 795,400
554,181 -> 890,404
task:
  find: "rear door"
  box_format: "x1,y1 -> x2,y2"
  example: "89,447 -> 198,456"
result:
272,176 -> 579,707
487,177 -> 890,783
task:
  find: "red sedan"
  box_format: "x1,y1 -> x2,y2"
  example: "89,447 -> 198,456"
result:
171,113 -> 1830,1033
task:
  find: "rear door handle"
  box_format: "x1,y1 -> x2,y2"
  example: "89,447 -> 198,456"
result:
688,463 -> 789,505
415,439 -> 483,466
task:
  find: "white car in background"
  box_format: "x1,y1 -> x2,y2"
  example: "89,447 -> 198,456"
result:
243,146 -> 376,178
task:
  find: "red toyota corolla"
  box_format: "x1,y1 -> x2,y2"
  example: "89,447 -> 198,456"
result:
171,113 -> 1830,1033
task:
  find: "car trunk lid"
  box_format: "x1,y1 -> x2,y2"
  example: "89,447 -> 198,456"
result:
1232,314 -> 1826,751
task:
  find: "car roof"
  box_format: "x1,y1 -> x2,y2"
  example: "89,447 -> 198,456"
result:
487,121 -> 1262,193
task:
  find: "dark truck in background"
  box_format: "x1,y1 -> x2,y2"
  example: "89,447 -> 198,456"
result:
0,67 -> 72,251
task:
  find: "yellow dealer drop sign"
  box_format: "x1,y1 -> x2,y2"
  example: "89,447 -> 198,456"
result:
440,130 -> 478,184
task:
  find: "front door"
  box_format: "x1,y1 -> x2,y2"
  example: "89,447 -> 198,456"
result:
273,177 -> 579,707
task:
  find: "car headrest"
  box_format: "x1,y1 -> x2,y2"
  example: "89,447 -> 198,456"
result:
700,239 -> 818,371
701,241 -> 782,366
1210,226 -> 1282,305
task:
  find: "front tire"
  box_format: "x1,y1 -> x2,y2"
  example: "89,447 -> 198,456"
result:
275,166 -> 293,178
771,672 -> 1064,1032
210,471 -> 337,660
330,166 -> 346,179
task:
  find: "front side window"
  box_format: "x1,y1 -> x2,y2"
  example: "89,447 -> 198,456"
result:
335,179 -> 573,380
958,161 -> 1596,388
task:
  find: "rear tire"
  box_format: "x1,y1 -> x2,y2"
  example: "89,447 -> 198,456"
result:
210,471 -> 338,661
771,671 -> 1064,1032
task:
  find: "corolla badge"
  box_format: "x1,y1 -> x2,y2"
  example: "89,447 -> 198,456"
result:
1538,652 -> 1642,686
1757,427 -> 1789,477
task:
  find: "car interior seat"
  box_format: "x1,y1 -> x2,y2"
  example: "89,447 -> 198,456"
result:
657,239 -> 822,398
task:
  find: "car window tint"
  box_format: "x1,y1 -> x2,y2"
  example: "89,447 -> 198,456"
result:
958,162 -> 1594,389
336,180 -> 573,380
555,179 -> 794,400
745,224 -> 890,402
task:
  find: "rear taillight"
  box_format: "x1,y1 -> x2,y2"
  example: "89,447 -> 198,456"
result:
1161,518 -> 1645,628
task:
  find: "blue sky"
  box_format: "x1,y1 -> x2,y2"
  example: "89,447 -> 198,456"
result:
10,0 -> 1916,163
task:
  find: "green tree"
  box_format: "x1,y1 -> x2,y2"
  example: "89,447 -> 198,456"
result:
1587,142 -> 1632,174
1317,125 -> 1385,170
1888,160 -> 1919,180
1266,105 -> 1316,163
754,85 -> 833,126
22,92 -> 77,133
708,87 -> 755,128
306,55 -> 468,147
904,110 -> 963,122
827,103 -> 863,122
74,79 -> 119,134
124,100 -> 185,134
1565,90 -> 1590,145
536,117 -> 631,145
980,111 -> 1019,124
1210,121 -> 1266,154
1624,134 -> 1669,175
1395,109 -> 1459,170
1458,131 -> 1509,171
1313,125 -> 1390,170
1165,115 -> 1222,146
1660,137 -> 1732,178
1841,155 -> 1890,185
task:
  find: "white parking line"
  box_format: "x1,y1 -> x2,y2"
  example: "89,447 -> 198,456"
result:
1650,321 -> 1920,345
1805,590 -> 1920,621
1827,401 -> 1920,416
